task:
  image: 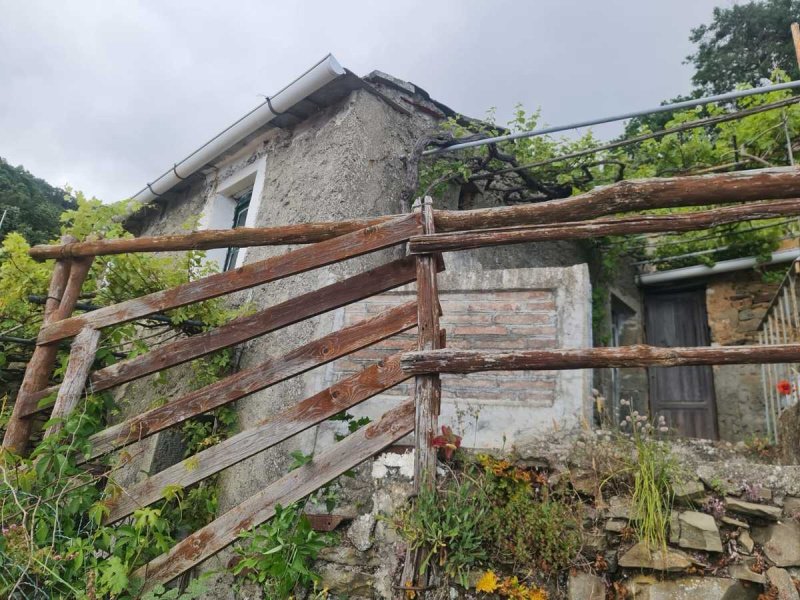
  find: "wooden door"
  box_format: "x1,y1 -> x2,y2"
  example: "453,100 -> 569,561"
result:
644,288 -> 718,439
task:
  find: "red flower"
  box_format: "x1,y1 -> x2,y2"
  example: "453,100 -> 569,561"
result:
431,425 -> 462,461
777,379 -> 793,395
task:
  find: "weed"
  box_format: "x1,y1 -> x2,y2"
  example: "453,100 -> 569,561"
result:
393,469 -> 490,586
231,503 -> 330,599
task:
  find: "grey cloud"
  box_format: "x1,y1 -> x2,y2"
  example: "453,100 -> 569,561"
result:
0,0 -> 721,202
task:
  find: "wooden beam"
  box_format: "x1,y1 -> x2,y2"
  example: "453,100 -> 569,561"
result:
26,167 -> 800,261
84,301 -> 418,461
408,198 -> 800,253
134,399 -> 415,590
3,238 -> 80,454
432,166 -> 800,231
792,23 -> 800,71
400,344 -> 800,374
36,214 -> 421,344
103,348 -> 412,523
29,217 -> 395,261
43,327 -> 101,439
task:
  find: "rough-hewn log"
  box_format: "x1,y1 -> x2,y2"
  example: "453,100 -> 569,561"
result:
104,348 -> 412,523
409,198 -> 800,253
134,399 -> 415,590
43,327 -> 100,439
36,214 -> 421,344
26,168 -> 800,261
400,344 -> 800,374
433,166 -> 800,231
29,217 -> 394,260
84,301 -> 418,461
3,238 -> 78,454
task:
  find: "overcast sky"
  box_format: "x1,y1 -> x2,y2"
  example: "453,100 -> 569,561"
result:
0,0 -> 731,202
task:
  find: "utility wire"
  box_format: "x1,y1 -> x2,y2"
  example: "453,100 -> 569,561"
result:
467,95 -> 800,182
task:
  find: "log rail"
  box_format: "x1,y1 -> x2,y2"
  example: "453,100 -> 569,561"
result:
3,166 -> 800,593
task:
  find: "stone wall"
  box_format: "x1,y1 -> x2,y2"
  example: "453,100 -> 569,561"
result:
301,433 -> 800,600
705,269 -> 781,441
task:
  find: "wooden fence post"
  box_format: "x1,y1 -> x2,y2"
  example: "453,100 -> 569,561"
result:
400,197 -> 443,597
2,241 -> 90,455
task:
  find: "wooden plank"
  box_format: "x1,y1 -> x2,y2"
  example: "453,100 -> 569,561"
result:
35,256 -> 420,405
103,348 -> 412,523
43,327 -> 101,439
37,214 -> 421,344
3,238 -> 76,454
409,198 -> 800,253
134,399 -> 415,590
400,344 -> 800,374
27,167 -> 800,261
29,216 -> 396,260
432,166 -> 800,231
84,301 -> 418,461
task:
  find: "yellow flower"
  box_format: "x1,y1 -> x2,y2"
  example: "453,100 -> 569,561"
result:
476,570 -> 500,593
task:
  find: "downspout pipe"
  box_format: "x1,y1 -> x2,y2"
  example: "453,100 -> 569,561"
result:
638,248 -> 800,286
425,79 -> 800,156
130,54 -> 345,206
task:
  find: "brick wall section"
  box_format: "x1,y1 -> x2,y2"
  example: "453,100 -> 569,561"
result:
328,290 -> 559,406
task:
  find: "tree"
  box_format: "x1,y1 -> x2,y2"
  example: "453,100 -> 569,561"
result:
0,157 -> 76,245
687,0 -> 800,94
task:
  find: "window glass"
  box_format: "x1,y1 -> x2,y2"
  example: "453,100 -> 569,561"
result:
223,190 -> 252,271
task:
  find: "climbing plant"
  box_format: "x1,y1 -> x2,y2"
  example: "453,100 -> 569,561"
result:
0,194 -> 248,598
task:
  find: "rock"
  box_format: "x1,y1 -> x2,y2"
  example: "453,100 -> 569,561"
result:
673,480 -> 706,503
753,521 -> 800,567
725,497 -> 782,520
676,510 -> 723,553
317,546 -> 381,568
582,530 -> 607,553
739,530 -> 755,554
766,566 -> 800,600
568,572 -> 605,600
347,513 -> 376,552
669,511 -> 681,545
722,516 -> 750,529
784,496 -> 800,517
729,562 -> 766,584
605,518 -> 628,533
618,542 -> 694,571
318,563 -> 375,598
608,495 -> 632,520
626,576 -> 760,599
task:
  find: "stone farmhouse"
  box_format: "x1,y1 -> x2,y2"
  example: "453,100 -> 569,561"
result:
118,55 -> 795,512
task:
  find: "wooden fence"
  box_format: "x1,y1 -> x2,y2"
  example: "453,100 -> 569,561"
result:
5,166 -> 800,594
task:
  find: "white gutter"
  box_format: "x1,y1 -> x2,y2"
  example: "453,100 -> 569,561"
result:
638,248 -> 800,285
130,54 -> 345,205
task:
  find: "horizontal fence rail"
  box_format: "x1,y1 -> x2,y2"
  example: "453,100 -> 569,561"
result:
36,213 -> 422,344
400,344 -> 800,374
407,199 -> 800,253
27,167 -> 800,261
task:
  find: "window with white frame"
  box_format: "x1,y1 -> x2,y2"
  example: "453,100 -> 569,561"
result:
200,156 -> 266,271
